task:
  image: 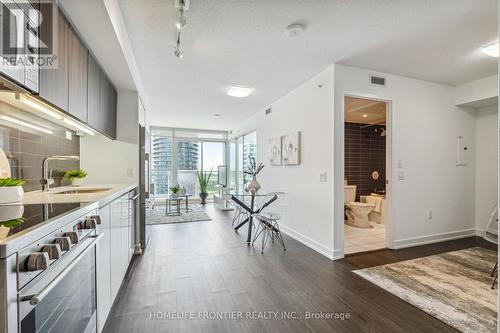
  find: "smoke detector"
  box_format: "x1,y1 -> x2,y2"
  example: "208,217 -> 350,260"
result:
285,24 -> 305,38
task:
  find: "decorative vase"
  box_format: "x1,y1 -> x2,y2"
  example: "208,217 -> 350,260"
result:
0,186 -> 24,204
248,176 -> 261,195
199,192 -> 208,204
71,178 -> 82,187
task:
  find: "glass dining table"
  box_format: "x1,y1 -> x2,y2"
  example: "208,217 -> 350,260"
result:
230,193 -> 279,244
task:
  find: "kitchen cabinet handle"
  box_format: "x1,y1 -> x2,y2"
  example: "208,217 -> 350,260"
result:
21,234 -> 103,306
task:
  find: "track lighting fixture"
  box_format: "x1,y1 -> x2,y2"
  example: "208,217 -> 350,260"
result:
176,8 -> 186,31
175,32 -> 183,59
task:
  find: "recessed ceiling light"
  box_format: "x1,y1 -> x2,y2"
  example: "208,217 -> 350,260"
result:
362,114 -> 368,118
227,86 -> 254,98
481,42 -> 499,57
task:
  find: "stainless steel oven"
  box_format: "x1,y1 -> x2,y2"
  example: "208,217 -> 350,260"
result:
0,202 -> 101,333
18,233 -> 102,333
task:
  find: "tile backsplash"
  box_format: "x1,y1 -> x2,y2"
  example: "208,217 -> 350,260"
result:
0,102 -> 80,192
345,122 -> 386,201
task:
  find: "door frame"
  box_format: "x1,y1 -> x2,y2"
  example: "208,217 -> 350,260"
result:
335,93 -> 394,257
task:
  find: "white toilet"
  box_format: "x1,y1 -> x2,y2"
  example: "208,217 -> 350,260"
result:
344,185 -> 374,228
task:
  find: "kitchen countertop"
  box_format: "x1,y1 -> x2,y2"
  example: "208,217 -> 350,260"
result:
23,183 -> 138,207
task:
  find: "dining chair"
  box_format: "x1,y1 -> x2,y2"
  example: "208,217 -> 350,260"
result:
252,213 -> 286,254
482,204 -> 498,289
251,192 -> 286,253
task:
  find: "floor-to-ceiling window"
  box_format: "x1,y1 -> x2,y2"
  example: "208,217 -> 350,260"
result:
202,141 -> 225,195
150,128 -> 227,198
228,130 -> 257,193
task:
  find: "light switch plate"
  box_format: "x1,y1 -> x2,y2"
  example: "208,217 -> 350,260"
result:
397,171 -> 405,180
65,131 -> 72,140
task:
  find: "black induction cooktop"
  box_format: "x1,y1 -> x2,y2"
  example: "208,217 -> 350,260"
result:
0,203 -> 86,241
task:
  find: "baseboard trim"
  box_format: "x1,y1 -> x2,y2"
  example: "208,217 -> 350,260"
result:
392,228 -> 477,249
278,224 -> 335,260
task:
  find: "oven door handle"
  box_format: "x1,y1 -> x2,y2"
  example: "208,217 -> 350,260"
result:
21,233 -> 103,306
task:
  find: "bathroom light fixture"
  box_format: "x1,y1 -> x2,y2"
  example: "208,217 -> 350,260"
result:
227,86 -> 254,98
17,95 -> 63,120
174,32 -> 183,59
63,117 -> 95,136
0,115 -> 53,134
481,42 -> 499,57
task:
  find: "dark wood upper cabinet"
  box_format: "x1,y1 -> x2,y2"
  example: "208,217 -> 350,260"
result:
39,8 -> 69,111
87,55 -> 102,131
108,84 -> 117,139
88,57 -> 117,140
68,27 -> 88,122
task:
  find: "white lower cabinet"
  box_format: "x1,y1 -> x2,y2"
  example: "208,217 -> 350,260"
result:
96,189 -> 136,332
96,204 -> 111,333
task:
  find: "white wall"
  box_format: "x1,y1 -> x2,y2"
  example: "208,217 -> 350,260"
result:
80,92 -> 140,185
334,64 -> 476,251
474,105 -> 498,232
231,66 -> 336,259
453,75 -> 498,107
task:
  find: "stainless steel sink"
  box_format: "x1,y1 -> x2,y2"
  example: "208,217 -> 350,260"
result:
54,188 -> 111,195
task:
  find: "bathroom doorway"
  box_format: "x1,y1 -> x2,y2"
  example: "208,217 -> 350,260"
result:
343,96 -> 390,254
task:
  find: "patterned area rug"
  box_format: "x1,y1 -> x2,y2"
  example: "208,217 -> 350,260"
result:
354,247 -> 498,333
147,204 -> 211,225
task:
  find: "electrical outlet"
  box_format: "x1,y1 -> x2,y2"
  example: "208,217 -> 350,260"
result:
319,172 -> 327,183
126,168 -> 133,178
65,131 -> 72,140
397,171 -> 405,180
397,160 -> 403,168
427,210 -> 433,220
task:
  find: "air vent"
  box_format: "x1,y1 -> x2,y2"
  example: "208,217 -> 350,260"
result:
370,75 -> 386,87
265,108 -> 272,115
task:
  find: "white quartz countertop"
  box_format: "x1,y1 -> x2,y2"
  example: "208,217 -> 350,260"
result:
23,183 -> 138,207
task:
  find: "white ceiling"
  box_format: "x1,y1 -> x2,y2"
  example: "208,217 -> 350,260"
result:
118,0 -> 498,130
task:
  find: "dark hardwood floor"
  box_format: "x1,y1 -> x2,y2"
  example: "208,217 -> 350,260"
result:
104,204 -> 497,333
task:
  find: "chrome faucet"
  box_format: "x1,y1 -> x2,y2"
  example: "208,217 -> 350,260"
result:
41,156 -> 80,192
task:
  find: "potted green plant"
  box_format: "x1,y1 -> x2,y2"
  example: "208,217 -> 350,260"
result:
169,184 -> 181,197
64,169 -> 87,187
197,169 -> 213,204
0,178 -> 26,204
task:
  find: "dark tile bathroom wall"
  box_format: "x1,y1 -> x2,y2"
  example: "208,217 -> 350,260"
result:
345,122 -> 386,201
0,102 -> 80,192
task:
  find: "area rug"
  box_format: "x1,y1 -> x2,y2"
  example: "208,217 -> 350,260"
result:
353,247 -> 498,333
147,204 -> 211,225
